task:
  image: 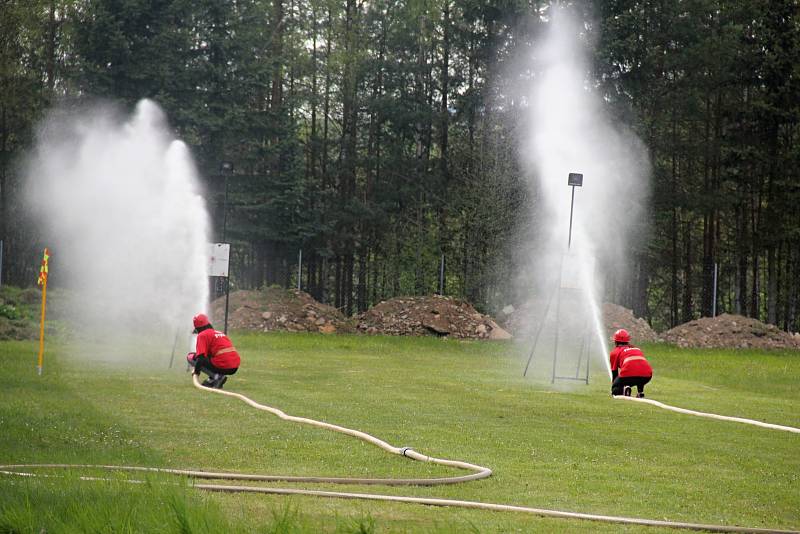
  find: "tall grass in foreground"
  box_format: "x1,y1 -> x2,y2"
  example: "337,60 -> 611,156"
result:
0,474 -> 225,533
0,474 -> 380,534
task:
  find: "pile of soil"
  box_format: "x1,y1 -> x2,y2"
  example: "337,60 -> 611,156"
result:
498,301 -> 660,343
356,295 -> 512,340
495,301 -> 545,338
603,303 -> 661,343
210,288 -> 354,334
663,313 -> 800,350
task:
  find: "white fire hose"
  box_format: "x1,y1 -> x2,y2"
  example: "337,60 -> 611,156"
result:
1,374 -> 796,533
612,395 -> 800,433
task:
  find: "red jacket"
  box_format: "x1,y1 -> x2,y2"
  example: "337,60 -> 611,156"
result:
196,329 -> 240,370
610,345 -> 652,378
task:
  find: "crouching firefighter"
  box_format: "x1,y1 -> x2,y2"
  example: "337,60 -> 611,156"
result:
186,313 -> 240,389
610,329 -> 652,398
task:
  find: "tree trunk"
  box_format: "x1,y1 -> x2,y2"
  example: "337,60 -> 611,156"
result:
0,105 -> 7,285
319,256 -> 328,304
334,255 -> 343,311
256,242 -> 270,288
767,245 -> 777,324
776,242 -> 784,328
393,238 -> 401,295
338,0 -> 358,314
321,6 -> 332,183
270,0 -> 284,111
750,187 -> 761,319
357,249 -> 367,313
438,1 -> 451,295
670,110 -> 679,327
789,243 -> 799,332
370,248 -> 379,305
343,253 -> 354,316
307,253 -> 318,299
413,13 -> 427,295
309,6 -> 318,185
46,0 -> 56,93
736,193 -> 748,316
701,95 -> 714,317
765,121 -> 778,325
682,221 -> 693,323
633,257 -> 648,319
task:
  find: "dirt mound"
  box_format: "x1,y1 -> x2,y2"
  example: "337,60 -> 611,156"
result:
495,301 -> 544,337
663,313 -> 800,350
356,295 -> 512,340
603,303 -> 660,343
210,288 -> 354,334
498,301 -> 659,343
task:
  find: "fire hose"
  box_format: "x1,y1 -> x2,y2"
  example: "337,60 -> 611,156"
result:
612,395 -> 800,433
1,374 -> 796,533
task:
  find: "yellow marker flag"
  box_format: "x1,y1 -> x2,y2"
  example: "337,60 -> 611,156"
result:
37,248 -> 49,375
37,248 -> 49,286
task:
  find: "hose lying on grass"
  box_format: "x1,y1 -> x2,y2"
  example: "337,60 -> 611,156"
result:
190,374 -> 492,485
1,375 -> 796,534
612,395 -> 800,434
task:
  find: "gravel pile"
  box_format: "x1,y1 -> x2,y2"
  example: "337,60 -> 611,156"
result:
210,288 -> 354,334
499,301 -> 659,343
663,313 -> 800,350
356,295 -> 512,340
602,303 -> 660,343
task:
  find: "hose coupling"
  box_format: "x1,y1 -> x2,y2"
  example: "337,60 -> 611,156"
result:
399,447 -> 413,457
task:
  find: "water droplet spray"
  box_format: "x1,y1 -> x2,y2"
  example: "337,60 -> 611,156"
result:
517,6 -> 650,382
25,99 -> 209,364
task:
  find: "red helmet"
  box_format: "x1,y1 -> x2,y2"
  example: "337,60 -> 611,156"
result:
193,313 -> 210,330
613,329 -> 631,343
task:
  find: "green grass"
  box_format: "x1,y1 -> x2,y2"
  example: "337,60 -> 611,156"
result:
1,333 -> 798,533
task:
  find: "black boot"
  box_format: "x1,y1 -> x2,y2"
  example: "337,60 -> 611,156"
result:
202,373 -> 221,388
623,386 -> 632,397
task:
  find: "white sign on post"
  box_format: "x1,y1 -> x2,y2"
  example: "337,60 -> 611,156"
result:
208,243 -> 230,278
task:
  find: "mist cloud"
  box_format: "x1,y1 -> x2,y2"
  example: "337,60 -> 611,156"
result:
25,99 -> 209,358
514,6 -> 651,379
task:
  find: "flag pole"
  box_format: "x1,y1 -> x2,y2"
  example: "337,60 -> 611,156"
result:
36,248 -> 49,376
37,278 -> 47,375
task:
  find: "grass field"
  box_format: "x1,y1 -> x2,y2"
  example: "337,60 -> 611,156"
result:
1,332 -> 798,533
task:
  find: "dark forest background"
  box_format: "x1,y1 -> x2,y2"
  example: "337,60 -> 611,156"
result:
1,0 -> 798,332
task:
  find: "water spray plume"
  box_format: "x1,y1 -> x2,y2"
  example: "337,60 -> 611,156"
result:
25,99 -> 210,361
518,6 -> 650,381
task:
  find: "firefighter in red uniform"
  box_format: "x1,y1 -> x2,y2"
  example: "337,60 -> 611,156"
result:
186,313 -> 240,389
609,329 -> 652,398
